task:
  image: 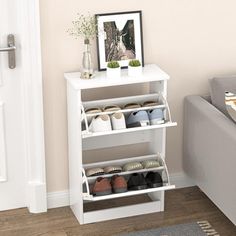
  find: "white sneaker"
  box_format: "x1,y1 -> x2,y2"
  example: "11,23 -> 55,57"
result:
85,107 -> 102,123
111,112 -> 126,130
89,114 -> 112,133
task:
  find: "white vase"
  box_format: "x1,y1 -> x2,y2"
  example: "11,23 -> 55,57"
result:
128,65 -> 142,77
106,67 -> 121,79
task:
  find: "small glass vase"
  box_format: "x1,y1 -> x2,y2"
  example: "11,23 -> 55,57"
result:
81,39 -> 94,79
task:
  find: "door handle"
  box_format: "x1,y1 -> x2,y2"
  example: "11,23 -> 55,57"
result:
0,34 -> 16,69
0,46 -> 16,52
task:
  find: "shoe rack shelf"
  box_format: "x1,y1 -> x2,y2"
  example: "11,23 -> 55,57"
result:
83,185 -> 175,202
65,64 -> 177,224
82,154 -> 175,201
81,93 -> 176,138
83,154 -> 166,183
82,122 -> 176,139
82,93 -> 165,117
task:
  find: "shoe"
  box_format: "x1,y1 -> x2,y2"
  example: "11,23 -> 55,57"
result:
127,173 -> 147,191
85,107 -> 102,114
86,167 -> 105,177
126,111 -> 150,128
104,166 -> 122,174
148,109 -> 165,125
142,160 -> 160,169
123,162 -> 143,172
92,177 -> 112,196
145,171 -> 163,188
143,100 -> 160,107
124,103 -> 141,109
111,175 -> 127,193
111,112 -> 126,130
85,107 -> 102,123
103,105 -> 121,112
89,114 -> 112,132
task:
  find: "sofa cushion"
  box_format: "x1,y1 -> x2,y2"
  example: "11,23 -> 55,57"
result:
209,76 -> 236,116
225,91 -> 236,122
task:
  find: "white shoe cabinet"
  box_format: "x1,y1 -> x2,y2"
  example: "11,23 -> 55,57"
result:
64,64 -> 177,224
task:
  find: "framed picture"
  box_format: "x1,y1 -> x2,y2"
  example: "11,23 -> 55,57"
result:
96,11 -> 144,71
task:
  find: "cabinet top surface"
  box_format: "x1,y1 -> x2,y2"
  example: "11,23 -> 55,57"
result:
64,64 -> 169,90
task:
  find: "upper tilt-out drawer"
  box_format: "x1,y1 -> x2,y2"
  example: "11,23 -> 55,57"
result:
81,93 -> 177,139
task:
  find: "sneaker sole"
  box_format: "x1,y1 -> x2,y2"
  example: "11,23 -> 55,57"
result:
150,119 -> 165,125
127,121 -> 149,128
113,187 -> 128,193
147,183 -> 163,188
105,170 -> 122,174
93,189 -> 112,196
128,185 -> 147,191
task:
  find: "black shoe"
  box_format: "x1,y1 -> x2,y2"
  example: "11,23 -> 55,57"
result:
145,172 -> 163,188
127,173 -> 148,191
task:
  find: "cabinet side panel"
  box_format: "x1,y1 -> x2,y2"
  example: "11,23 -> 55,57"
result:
67,84 -> 83,223
148,80 -> 167,210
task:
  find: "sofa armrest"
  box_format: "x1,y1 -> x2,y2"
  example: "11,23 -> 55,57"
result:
183,95 -> 236,225
184,95 -> 236,138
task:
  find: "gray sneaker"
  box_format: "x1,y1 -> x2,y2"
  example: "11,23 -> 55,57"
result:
126,111 -> 150,128
148,109 -> 165,125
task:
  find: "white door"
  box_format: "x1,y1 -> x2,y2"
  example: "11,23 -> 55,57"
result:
0,0 -> 27,210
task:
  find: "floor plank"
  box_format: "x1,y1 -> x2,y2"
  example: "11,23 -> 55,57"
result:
0,187 -> 235,236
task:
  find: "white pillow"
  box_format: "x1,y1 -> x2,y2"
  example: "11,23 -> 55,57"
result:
225,91 -> 236,122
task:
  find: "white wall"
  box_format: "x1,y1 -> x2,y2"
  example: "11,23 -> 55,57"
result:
39,0 -> 236,192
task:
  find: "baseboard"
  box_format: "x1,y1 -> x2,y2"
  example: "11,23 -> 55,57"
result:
47,190 -> 70,209
170,172 -> 195,189
47,172 -> 195,209
28,182 -> 47,213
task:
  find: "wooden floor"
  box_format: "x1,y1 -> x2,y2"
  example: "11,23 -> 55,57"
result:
0,187 -> 235,236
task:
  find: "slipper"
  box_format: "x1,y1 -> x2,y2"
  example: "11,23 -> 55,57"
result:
86,167 -> 105,177
104,166 -> 122,174
85,107 -> 102,114
103,105 -> 121,112
124,103 -> 141,109
142,160 -> 160,169
143,101 -> 160,107
123,162 -> 143,172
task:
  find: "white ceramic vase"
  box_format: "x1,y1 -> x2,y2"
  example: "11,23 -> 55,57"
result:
128,65 -> 142,77
106,67 -> 121,79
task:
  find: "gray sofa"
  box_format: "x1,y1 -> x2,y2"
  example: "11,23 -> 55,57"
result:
183,95 -> 236,225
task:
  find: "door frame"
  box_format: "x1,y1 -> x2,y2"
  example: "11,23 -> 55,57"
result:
18,0 -> 47,213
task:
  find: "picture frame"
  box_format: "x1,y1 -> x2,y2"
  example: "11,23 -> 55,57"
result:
96,11 -> 144,71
